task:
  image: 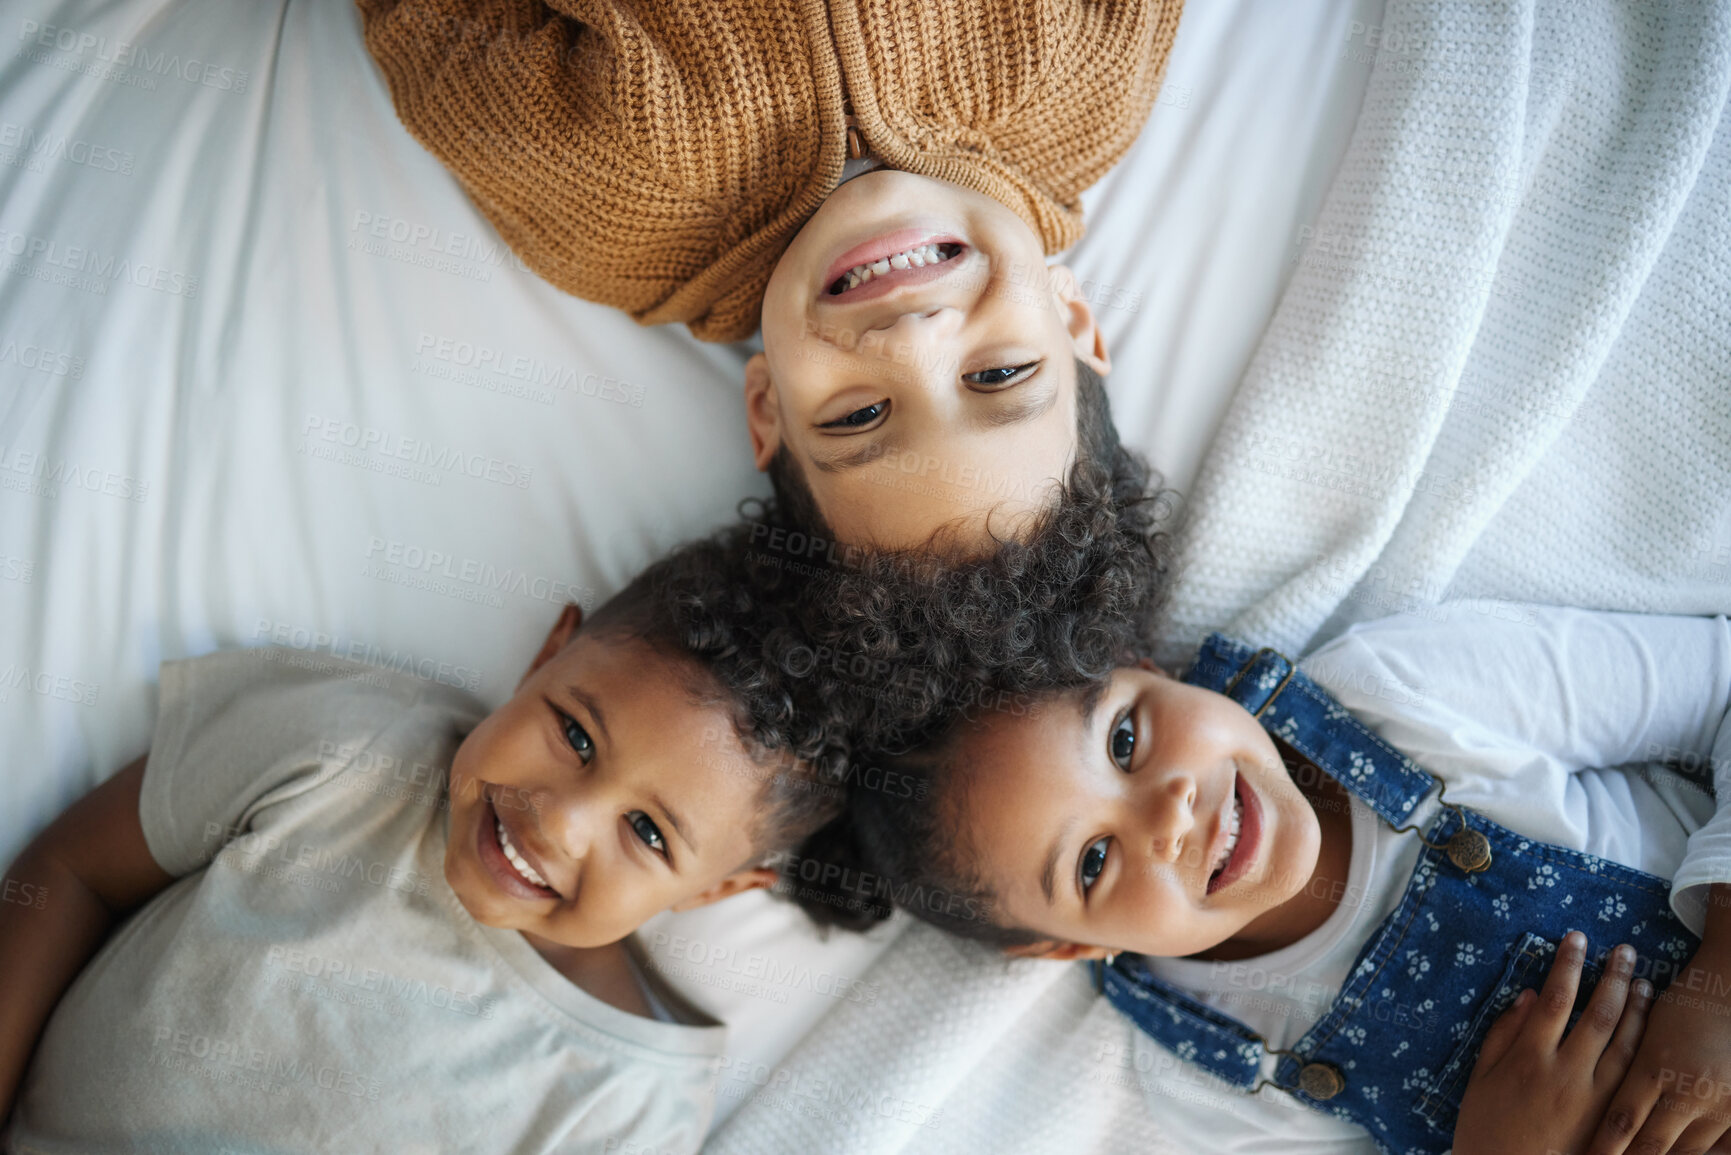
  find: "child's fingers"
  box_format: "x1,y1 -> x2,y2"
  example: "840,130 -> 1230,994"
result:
1473,988 -> 1536,1074
1593,977 -> 1651,1086
1563,943 -> 1635,1065
1619,1110 -> 1693,1155
1532,931 -> 1590,1051
1679,1117 -> 1731,1155
1586,1072 -> 1660,1155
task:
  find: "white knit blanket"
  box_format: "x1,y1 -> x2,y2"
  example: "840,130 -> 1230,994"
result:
706,1 -> 1731,1151
1164,0 -> 1731,662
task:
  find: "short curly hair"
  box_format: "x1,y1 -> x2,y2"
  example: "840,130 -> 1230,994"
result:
582,524 -> 855,856
759,360 -> 1169,747
793,717 -> 1063,944
752,359 -> 1176,928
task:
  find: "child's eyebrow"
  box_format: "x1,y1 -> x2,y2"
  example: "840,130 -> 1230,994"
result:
1040,815 -> 1078,906
974,376 -> 1057,429
1075,678 -> 1110,721
810,434 -> 899,473
650,791 -> 696,856
566,685 -> 612,743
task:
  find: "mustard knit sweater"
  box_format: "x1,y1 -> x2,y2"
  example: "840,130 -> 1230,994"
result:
358,0 -> 1182,342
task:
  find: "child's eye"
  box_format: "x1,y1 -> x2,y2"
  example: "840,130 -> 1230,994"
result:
1080,837 -> 1110,894
963,361 -> 1039,388
628,812 -> 667,856
819,400 -> 887,430
1109,711 -> 1136,768
560,712 -> 595,762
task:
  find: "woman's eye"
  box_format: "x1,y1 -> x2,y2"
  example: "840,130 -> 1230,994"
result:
1110,712 -> 1136,768
561,713 -> 595,762
819,401 -> 887,429
1080,837 -> 1110,894
963,361 -> 1039,388
629,812 -> 667,856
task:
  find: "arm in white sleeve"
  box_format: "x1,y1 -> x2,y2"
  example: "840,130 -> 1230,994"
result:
1303,601 -> 1731,935
1303,601 -> 1730,774
1671,710 -> 1731,936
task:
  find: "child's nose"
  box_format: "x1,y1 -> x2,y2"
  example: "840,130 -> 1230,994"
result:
857,307 -> 962,368
536,790 -> 600,863
1140,777 -> 1198,866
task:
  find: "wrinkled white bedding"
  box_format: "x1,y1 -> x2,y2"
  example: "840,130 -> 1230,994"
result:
0,0 -> 1379,1140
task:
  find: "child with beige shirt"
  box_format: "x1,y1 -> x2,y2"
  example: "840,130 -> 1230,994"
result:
0,528 -> 853,1153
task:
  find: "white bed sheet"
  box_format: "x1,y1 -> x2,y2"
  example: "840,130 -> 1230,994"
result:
0,0 -> 1376,1132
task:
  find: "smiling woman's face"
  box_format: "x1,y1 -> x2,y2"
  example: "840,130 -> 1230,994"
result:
749,170 -> 1111,551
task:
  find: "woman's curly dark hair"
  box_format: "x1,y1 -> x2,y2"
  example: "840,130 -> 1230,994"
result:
754,359 -> 1178,929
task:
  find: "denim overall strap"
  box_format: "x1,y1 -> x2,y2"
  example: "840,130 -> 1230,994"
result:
1099,956 -> 1269,1088
1185,634 -> 1433,829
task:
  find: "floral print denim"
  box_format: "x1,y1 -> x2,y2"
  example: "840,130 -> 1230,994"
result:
1101,635 -> 1698,1155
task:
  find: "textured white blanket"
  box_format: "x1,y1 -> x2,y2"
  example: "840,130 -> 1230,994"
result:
1166,0 -> 1731,662
707,1 -> 1731,1151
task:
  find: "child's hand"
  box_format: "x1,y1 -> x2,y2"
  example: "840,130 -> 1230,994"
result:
1453,932 -> 1651,1155
1586,912 -> 1731,1155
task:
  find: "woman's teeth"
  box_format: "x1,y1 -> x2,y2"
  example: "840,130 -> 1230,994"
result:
829,243 -> 960,294
1210,793 -> 1243,881
496,817 -> 551,890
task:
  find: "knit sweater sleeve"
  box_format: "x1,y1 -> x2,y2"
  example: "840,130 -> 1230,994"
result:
834,0 -> 1182,254
356,0 -> 843,342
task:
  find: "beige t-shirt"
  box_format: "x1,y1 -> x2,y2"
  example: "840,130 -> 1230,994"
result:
8,649 -> 725,1154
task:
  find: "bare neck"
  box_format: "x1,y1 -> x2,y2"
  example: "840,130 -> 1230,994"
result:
521,933 -> 654,1019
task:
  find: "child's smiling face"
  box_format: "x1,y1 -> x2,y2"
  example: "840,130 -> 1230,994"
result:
951,666 -> 1325,960
444,607 -> 778,948
747,169 -> 1110,552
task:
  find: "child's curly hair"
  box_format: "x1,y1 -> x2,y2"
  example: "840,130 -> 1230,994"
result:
583,525 -> 858,856
751,360 -> 1176,928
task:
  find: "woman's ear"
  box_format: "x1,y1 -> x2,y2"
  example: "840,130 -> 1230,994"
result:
1004,940 -> 1118,962
743,353 -> 782,471
1045,264 -> 1111,377
668,866 -> 778,912
522,603 -> 583,688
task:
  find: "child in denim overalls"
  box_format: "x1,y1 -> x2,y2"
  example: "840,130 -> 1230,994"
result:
839,602 -> 1731,1154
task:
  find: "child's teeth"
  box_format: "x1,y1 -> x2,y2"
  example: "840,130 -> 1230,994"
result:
496,817 -> 551,890
1214,796 -> 1242,877
835,244 -> 955,291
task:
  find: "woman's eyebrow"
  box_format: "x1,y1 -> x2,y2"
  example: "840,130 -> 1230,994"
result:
1040,815 -> 1078,905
